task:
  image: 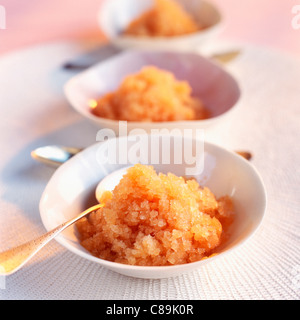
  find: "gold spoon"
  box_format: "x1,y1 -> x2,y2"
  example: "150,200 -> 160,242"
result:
1,145 -> 252,275
0,204 -> 104,276
235,151 -> 252,161
210,50 -> 241,64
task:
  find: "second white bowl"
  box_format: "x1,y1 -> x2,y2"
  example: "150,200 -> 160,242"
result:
98,0 -> 223,52
64,50 -> 241,138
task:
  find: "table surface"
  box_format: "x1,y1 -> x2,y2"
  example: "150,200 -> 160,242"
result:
0,0 -> 299,301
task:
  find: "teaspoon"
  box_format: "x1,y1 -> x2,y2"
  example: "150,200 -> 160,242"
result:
31,145 -> 252,168
0,204 -> 104,276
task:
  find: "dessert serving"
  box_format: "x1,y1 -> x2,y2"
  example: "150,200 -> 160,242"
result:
123,0 -> 204,37
76,164 -> 235,266
90,66 -> 209,122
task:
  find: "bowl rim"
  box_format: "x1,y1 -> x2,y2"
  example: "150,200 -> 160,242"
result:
98,0 -> 223,42
39,138 -> 267,273
63,49 -> 242,127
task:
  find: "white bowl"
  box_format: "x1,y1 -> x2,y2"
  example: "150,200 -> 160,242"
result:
64,50 -> 241,138
39,135 -> 266,279
98,0 -> 223,52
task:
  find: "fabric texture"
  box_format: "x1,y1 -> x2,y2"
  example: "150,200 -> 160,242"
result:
0,42 -> 299,300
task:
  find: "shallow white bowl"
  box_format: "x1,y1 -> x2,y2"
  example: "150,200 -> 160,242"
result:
64,50 -> 241,137
98,0 -> 223,51
39,135 -> 266,279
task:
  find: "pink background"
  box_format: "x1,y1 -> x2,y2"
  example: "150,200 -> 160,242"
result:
0,0 -> 300,55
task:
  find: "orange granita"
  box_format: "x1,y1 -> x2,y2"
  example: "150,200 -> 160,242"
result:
76,164 -> 234,266
124,0 -> 202,37
90,66 -> 208,122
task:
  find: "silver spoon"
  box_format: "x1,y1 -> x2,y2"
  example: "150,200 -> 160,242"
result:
31,145 -> 252,168
0,203 -> 104,276
31,145 -> 83,168
62,49 -> 241,71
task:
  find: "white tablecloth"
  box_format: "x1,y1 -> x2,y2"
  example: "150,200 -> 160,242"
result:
0,42 -> 299,299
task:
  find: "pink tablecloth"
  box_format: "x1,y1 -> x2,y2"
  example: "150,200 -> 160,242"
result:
1,0 -> 300,55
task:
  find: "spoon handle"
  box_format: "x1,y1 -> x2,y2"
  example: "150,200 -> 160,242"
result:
62,50 -> 241,71
31,145 -> 252,168
0,204 -> 103,276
